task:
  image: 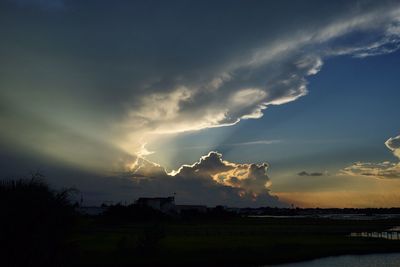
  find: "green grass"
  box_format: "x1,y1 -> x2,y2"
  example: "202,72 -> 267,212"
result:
69,217 -> 400,266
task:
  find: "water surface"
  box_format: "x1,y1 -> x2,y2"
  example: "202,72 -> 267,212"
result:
268,253 -> 400,267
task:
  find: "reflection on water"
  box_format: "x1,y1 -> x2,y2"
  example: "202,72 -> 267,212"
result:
350,231 -> 400,240
388,226 -> 400,232
251,214 -> 400,220
268,253 -> 400,267
350,226 -> 400,240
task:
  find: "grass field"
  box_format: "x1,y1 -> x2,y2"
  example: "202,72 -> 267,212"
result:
69,217 -> 400,266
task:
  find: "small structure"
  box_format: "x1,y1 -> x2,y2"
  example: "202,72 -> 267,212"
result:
135,196 -> 176,213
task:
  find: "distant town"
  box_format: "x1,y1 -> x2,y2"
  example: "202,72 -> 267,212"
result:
78,196 -> 400,220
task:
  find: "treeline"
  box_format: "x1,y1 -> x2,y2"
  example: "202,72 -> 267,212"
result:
99,203 -> 237,223
95,204 -> 400,222
0,174 -> 77,266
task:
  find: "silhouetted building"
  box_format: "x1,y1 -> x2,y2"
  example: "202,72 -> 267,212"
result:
135,196 -> 175,213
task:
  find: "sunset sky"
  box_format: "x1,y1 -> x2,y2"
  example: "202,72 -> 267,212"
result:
1,0 -> 400,208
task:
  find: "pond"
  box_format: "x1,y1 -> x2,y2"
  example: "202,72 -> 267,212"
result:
267,253 -> 400,267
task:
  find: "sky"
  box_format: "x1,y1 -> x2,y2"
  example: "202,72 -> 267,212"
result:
1,0 -> 400,207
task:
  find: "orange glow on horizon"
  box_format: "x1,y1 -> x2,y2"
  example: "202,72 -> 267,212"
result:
276,191 -> 400,208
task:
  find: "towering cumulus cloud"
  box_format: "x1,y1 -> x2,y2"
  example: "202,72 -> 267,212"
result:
341,134 -> 400,179
171,152 -> 271,197
127,152 -> 283,207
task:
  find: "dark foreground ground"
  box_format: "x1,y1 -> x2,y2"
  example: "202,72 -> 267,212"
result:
69,216 -> 400,266
2,178 -> 400,267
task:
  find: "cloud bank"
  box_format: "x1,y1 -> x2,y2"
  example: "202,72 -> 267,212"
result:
2,1 -> 400,164
115,1 -> 400,163
341,134 -> 400,179
1,1 -> 400,205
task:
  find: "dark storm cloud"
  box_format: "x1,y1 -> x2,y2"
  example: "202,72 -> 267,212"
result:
2,1 -> 400,132
2,1 -> 400,136
11,0 -> 65,10
298,171 -> 325,177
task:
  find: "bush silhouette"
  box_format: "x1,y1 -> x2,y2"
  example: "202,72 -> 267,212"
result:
0,173 -> 77,266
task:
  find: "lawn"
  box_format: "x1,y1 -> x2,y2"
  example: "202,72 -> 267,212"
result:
69,217 -> 400,266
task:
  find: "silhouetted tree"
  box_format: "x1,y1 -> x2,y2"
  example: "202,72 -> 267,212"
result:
0,173 -> 77,266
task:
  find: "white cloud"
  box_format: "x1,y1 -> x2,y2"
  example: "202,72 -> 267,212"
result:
119,2 -> 400,157
340,134 -> 400,179
385,135 -> 400,159
341,162 -> 400,179
226,140 -> 282,147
